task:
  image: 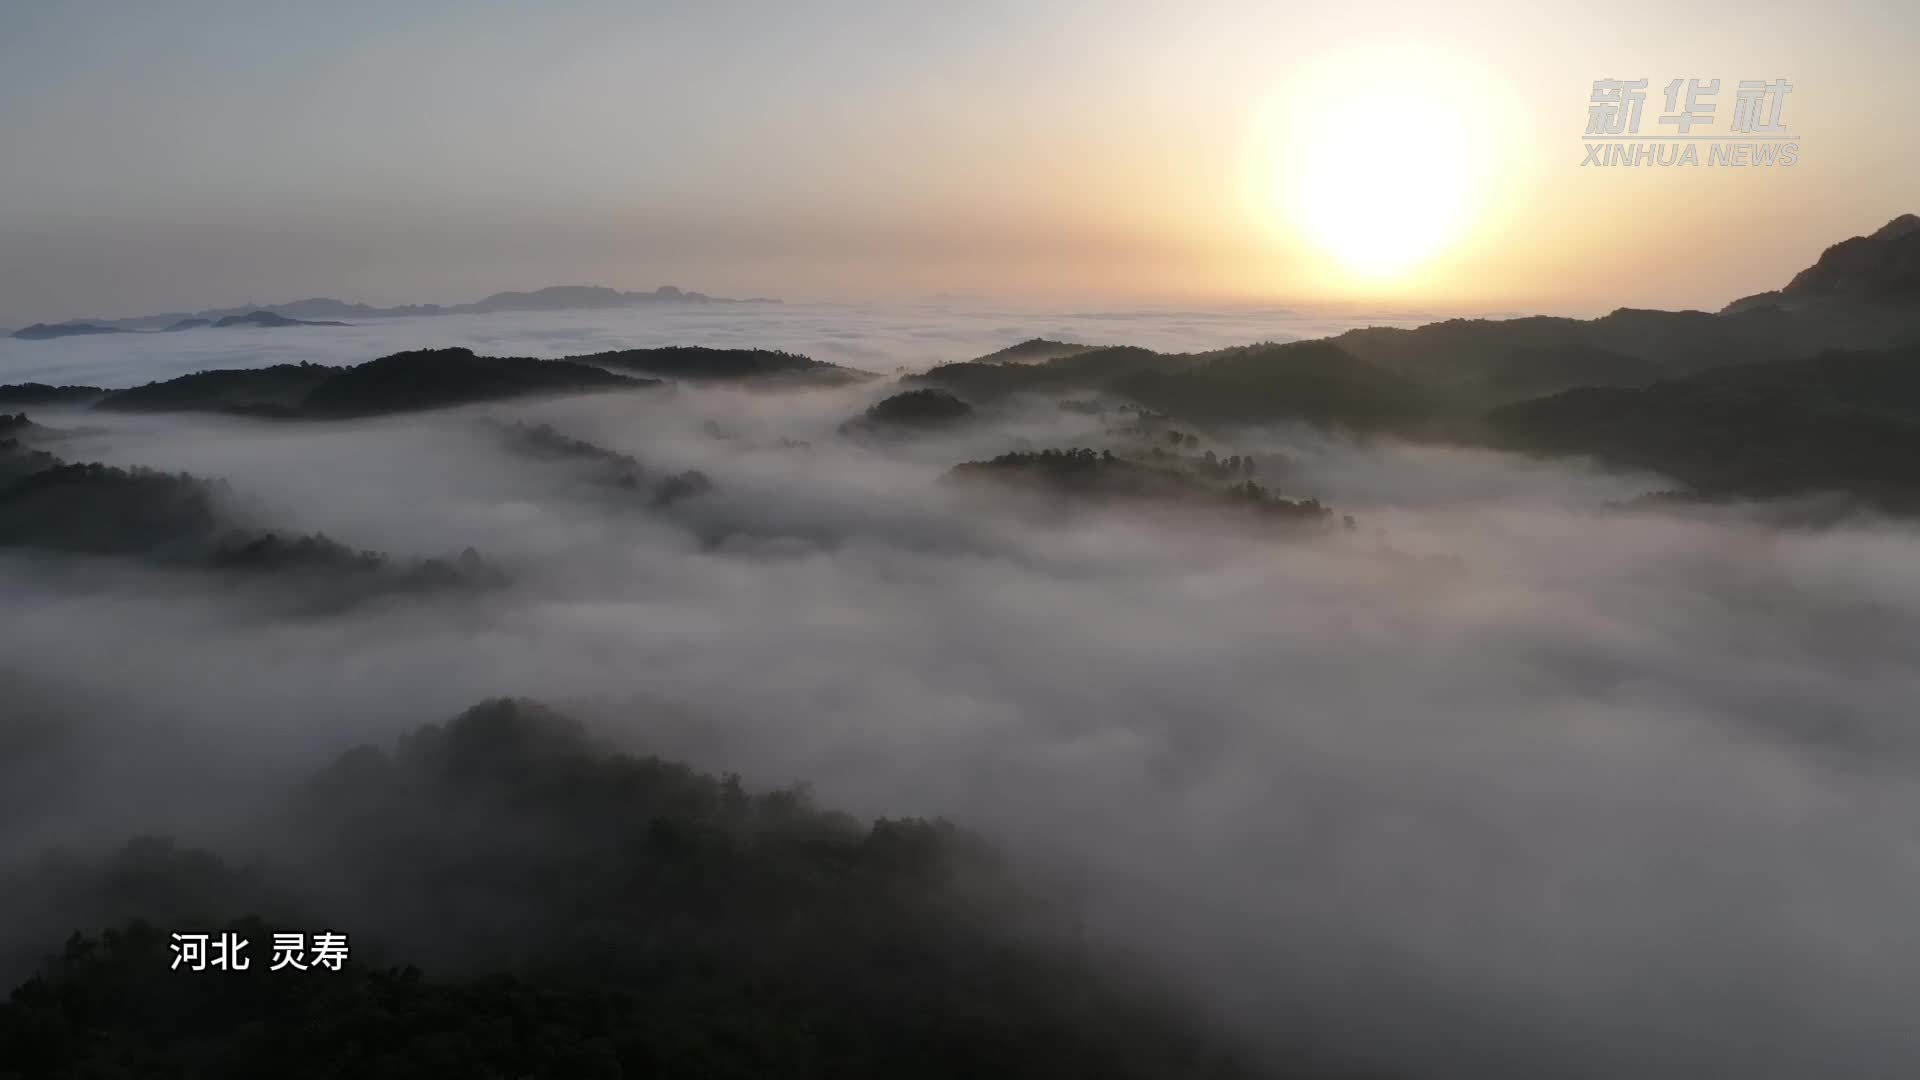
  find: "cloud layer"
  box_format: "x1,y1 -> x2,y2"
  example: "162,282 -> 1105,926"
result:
0,303 -> 1440,385
6,315 -> 1920,1078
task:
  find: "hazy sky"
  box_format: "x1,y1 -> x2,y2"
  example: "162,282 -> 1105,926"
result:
1,0 -> 1914,324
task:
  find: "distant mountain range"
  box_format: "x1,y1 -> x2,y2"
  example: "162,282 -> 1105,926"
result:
12,310 -> 349,339
0,347 -> 653,419
0,343 -> 864,417
893,214 -> 1920,509
917,214 -> 1920,417
7,215 -> 1920,512
9,284 -> 779,340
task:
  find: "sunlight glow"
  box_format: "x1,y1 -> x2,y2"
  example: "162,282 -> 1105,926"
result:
1291,89 -> 1470,277
1243,44 -> 1530,288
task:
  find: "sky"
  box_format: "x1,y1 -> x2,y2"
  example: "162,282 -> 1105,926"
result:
1,0 -> 1915,326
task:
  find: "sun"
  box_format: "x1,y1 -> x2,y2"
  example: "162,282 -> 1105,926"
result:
1290,87 -> 1471,278
1243,45 -> 1527,286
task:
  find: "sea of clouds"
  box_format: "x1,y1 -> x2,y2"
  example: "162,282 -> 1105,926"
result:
0,300 -> 1442,387
6,304 -> 1920,1078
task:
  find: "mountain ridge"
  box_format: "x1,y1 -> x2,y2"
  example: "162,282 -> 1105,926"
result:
1722,213 -> 1920,313
11,284 -> 781,338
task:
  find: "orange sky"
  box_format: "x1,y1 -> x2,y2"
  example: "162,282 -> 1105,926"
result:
0,1 -> 1912,322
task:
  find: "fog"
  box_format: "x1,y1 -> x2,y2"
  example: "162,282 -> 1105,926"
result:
0,302 -> 1443,385
7,325 -> 1920,1077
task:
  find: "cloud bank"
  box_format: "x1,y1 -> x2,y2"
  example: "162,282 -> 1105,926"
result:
5,318 -> 1920,1078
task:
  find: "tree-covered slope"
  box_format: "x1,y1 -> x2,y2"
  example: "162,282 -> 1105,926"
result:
1483,345 -> 1920,505
0,699 -> 1369,1079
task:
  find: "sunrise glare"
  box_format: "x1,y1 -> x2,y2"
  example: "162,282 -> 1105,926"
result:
1243,43 -> 1530,288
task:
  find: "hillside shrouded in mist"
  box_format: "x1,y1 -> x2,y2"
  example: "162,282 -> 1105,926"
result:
7,248 -> 1920,1077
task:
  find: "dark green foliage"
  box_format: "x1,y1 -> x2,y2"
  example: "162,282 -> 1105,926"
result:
903,359 -> 1042,398
1114,342 -> 1433,432
918,321 -> 1716,424
950,448 -> 1329,520
209,533 -> 507,593
1024,345 -> 1179,383
845,388 -> 975,434
908,346 -> 1184,401
0,441 -> 506,595
1326,311 -> 1758,409
300,349 -> 646,419
1481,344 -> 1662,396
1111,423 -> 1262,482
80,350 -> 652,421
1186,450 -> 1259,481
1484,383 -> 1920,505
96,364 -> 334,415
0,438 -> 59,487
568,346 -> 854,382
970,338 -> 1100,365
1122,417 -> 1198,449
1671,343 -> 1920,421
1483,341 -> 1920,506
907,342 -> 1431,433
5,346 -> 844,427
0,384 -> 105,407
0,700 -> 1323,1079
1221,478 -> 1315,513
212,530 -> 380,572
0,462 -> 225,556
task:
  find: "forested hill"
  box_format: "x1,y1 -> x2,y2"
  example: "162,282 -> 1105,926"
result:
0,350 -> 646,419
0,345 -> 864,420
1483,342 -> 1920,507
0,699 -> 1374,1080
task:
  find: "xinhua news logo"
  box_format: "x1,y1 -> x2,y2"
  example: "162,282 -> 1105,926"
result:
1584,79 -> 1797,167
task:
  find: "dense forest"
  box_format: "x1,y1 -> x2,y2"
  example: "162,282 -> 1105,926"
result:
0,345 -> 873,422
0,386 -> 102,407
1485,342 -> 1920,507
0,699 -> 1372,1080
842,388 -> 975,435
949,448 -> 1330,521
0,424 -> 505,604
568,346 -> 861,383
